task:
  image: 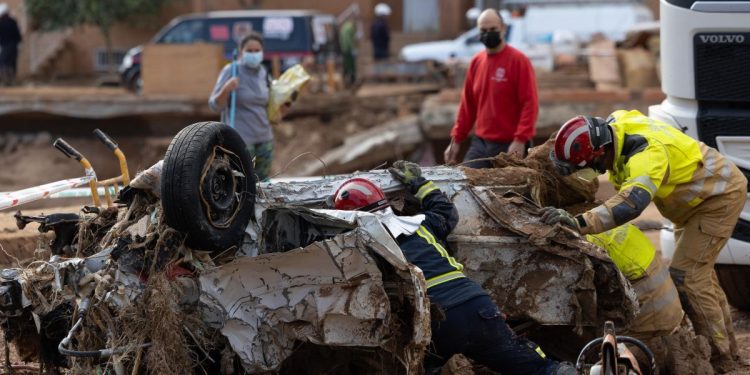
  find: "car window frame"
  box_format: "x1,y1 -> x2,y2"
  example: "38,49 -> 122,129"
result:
156,19 -> 207,44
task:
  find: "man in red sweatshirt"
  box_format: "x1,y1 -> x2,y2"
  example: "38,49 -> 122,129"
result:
444,9 -> 538,168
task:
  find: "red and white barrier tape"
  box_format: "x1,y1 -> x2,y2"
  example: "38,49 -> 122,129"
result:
0,175 -> 94,211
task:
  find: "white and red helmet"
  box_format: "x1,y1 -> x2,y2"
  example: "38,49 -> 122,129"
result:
333,178 -> 390,212
550,116 -> 613,175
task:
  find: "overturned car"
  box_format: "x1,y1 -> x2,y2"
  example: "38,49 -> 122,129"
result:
0,123 -> 638,373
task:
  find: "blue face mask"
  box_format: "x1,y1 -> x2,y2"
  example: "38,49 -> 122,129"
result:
242,51 -> 263,68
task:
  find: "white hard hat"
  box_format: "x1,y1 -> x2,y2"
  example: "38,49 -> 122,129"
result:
0,4 -> 8,15
374,3 -> 392,16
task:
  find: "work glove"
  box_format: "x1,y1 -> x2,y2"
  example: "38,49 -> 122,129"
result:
388,160 -> 422,185
540,207 -> 580,232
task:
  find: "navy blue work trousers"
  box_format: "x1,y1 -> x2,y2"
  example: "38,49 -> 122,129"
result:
428,295 -> 558,375
463,136 -> 531,168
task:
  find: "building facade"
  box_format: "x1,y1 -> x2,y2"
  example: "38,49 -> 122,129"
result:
6,0 -> 474,80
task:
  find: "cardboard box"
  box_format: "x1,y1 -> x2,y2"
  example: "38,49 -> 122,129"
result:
588,39 -> 621,91
618,47 -> 659,90
142,43 -> 225,98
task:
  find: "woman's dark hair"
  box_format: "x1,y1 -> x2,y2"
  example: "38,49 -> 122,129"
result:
239,31 -> 264,49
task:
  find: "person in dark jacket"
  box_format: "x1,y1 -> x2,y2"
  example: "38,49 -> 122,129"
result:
332,161 -> 575,375
0,3 -> 21,86
370,3 -> 391,60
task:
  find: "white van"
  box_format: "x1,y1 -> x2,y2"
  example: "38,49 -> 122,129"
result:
398,3 -> 654,70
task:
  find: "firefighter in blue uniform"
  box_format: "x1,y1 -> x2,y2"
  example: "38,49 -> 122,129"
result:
332,161 -> 574,375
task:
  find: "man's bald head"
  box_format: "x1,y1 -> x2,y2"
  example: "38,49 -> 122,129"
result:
477,9 -> 506,52
477,9 -> 505,32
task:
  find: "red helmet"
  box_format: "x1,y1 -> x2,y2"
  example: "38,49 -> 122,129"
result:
551,115 -> 612,175
333,178 -> 390,212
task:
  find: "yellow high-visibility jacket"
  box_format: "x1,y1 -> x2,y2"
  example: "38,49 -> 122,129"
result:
579,110 -> 746,234
587,224 -> 682,334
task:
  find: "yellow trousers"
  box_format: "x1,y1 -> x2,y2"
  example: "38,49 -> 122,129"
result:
669,185 -> 746,359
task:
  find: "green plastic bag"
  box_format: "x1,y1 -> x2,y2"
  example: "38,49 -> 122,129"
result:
268,64 -> 311,123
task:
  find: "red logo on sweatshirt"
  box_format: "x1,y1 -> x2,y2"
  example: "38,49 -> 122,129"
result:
492,67 -> 507,82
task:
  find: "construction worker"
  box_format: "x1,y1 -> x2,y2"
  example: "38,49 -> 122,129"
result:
541,110 -> 747,372
371,3 -> 391,60
333,161 -> 575,375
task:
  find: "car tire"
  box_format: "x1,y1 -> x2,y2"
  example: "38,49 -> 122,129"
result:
715,265 -> 750,310
161,122 -> 255,252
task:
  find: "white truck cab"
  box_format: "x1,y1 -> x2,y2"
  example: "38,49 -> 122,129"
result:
649,0 -> 750,309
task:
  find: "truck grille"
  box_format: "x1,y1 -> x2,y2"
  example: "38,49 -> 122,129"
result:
694,33 -> 750,102
697,106 -> 750,149
697,105 -> 750,197
733,218 -> 750,243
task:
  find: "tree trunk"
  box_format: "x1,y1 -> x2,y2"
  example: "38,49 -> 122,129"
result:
101,26 -> 115,74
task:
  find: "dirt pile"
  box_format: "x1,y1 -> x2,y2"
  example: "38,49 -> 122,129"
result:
657,326 -> 714,374
272,92 -> 429,176
461,139 -> 599,221
0,133 -> 171,193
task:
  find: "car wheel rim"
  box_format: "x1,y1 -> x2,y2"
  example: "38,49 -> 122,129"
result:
199,146 -> 246,228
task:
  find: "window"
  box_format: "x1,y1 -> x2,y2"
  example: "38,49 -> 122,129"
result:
207,17 -> 313,55
95,49 -> 127,71
160,20 -> 205,44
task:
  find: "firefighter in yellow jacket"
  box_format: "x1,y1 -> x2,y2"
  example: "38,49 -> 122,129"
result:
587,223 -> 683,341
542,110 -> 747,371
588,224 -> 683,371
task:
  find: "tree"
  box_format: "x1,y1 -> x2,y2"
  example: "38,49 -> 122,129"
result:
26,0 -> 177,72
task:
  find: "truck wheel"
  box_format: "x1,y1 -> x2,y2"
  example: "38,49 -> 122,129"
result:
715,265 -> 750,310
161,122 -> 255,252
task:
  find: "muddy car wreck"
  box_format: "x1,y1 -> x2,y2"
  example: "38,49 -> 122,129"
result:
0,123 -> 638,373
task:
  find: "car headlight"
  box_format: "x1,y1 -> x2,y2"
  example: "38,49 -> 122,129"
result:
119,54 -> 133,73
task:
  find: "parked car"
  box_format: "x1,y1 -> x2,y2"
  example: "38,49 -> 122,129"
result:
399,3 -> 653,71
119,10 -> 338,93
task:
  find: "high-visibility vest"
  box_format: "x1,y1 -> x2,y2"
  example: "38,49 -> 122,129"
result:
607,110 -> 745,223
587,223 -> 654,280
588,224 -> 682,335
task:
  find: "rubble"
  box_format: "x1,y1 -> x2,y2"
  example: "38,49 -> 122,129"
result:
0,129 -> 640,373
291,115 -> 423,176
202,210 -> 431,373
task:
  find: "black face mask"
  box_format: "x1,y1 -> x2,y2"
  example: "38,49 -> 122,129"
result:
480,30 -> 503,49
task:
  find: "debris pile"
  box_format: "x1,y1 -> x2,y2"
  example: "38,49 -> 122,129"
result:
0,128 -> 640,373
1,173 -> 432,373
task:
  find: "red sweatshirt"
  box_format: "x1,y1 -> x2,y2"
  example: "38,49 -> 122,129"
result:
451,46 -> 538,144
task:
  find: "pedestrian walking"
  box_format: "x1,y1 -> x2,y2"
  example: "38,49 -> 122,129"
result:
0,3 -> 22,86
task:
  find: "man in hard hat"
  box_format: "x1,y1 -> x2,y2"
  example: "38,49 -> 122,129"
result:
333,160 -> 575,374
444,9 -> 538,167
541,110 -> 747,372
0,3 -> 21,86
371,3 -> 391,60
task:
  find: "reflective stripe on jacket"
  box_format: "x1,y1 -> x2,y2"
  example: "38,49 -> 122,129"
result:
581,110 -> 746,233
397,178 -> 487,309
587,224 -> 682,334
